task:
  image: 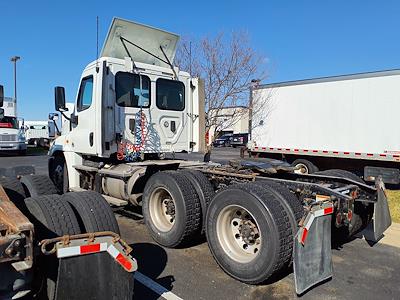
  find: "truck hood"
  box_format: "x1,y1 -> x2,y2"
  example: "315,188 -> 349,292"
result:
101,17 -> 179,69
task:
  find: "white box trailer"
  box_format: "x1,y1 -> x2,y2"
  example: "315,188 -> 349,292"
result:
249,70 -> 400,184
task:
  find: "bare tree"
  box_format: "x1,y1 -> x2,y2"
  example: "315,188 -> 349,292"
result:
175,32 -> 269,141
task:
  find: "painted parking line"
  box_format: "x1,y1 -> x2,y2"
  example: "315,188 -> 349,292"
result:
134,271 -> 183,300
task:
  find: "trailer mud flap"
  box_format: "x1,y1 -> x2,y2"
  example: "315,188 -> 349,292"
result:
362,178 -> 392,242
55,252 -> 135,300
293,208 -> 333,295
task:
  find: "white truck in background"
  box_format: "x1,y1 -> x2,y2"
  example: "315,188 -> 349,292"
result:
249,70 -> 400,185
0,96 -> 26,155
47,18 -> 391,295
24,120 -> 56,147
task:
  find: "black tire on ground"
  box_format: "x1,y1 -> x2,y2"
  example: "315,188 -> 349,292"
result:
49,154 -> 68,194
142,170 -> 202,247
255,181 -> 304,235
179,169 -> 215,234
0,176 -> 27,211
61,191 -> 120,234
315,169 -> 364,184
315,169 -> 371,237
206,182 -> 293,284
20,175 -> 58,197
24,194 -> 81,300
291,159 -> 319,174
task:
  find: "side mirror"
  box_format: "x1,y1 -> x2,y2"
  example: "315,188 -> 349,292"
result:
49,113 -> 59,121
0,85 -> 4,107
55,86 -> 67,111
0,109 -> 4,119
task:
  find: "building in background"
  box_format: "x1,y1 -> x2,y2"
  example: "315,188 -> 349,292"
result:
207,106 -> 249,144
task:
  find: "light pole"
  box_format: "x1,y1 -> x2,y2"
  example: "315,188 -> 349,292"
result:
10,56 -> 21,102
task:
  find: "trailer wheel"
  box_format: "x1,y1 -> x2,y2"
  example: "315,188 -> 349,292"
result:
0,176 -> 27,210
21,175 -> 58,197
142,170 -> 202,247
291,159 -> 318,174
206,182 -> 292,284
61,191 -> 120,234
179,169 -> 215,234
24,194 -> 81,300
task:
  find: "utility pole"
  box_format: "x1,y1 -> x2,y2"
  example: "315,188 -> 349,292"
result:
10,56 -> 21,102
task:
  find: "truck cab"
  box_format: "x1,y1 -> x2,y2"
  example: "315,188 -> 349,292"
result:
0,97 -> 26,155
49,18 -> 204,192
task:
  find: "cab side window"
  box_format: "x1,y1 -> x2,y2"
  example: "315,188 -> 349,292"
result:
77,76 -> 93,112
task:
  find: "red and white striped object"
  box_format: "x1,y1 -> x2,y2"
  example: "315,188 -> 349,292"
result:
251,146 -> 400,162
298,203 -> 334,245
55,237 -> 136,272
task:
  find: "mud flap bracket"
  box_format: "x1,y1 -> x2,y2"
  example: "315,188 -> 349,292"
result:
362,177 -> 392,242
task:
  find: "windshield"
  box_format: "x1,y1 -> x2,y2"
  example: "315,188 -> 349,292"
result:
0,116 -> 18,129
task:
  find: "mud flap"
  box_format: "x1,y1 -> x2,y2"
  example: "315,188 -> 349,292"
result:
362,178 -> 392,242
293,214 -> 332,295
55,252 -> 135,300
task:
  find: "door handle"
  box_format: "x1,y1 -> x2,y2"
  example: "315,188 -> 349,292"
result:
89,132 -> 94,146
170,121 -> 176,133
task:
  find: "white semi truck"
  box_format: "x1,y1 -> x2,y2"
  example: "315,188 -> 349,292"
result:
0,96 -> 26,155
249,70 -> 400,185
48,18 -> 391,294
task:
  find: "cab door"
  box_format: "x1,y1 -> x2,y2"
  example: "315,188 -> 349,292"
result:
151,77 -> 190,152
69,68 -> 98,155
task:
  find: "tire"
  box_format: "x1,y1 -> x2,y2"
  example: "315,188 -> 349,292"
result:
0,176 -> 27,211
315,169 -> 364,184
18,150 -> 27,156
256,181 -> 304,234
49,154 -> 68,194
206,182 -> 293,284
179,169 -> 215,234
142,170 -> 202,247
24,194 -> 81,300
61,191 -> 120,234
21,175 -> 58,197
291,159 -> 318,174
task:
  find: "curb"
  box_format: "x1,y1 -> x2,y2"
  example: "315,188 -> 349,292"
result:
379,222 -> 400,248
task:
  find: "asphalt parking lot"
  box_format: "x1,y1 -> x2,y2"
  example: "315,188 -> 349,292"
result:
1,148 -> 399,300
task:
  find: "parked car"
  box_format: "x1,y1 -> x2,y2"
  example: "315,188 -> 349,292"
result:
213,134 -> 233,147
231,133 -> 248,148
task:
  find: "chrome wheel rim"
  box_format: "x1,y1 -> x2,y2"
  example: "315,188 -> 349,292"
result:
149,187 -> 176,232
216,205 -> 262,263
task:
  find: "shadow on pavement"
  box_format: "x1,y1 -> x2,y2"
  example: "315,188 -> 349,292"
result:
131,242 -> 176,300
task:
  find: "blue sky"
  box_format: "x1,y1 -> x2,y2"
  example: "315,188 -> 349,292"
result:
0,1 -> 399,120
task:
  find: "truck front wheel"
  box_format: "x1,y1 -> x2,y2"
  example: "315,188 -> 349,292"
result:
142,171 -> 202,247
206,182 -> 293,284
49,155 -> 68,194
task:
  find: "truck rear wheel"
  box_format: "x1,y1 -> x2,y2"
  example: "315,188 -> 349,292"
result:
178,169 -> 215,234
0,177 -> 27,211
142,171 -> 202,247
24,194 -> 81,300
206,182 -> 293,284
315,169 -> 364,184
61,191 -> 120,234
21,175 -> 58,197
291,159 -> 318,174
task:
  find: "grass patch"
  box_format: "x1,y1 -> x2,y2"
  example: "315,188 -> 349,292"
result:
386,190 -> 400,223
